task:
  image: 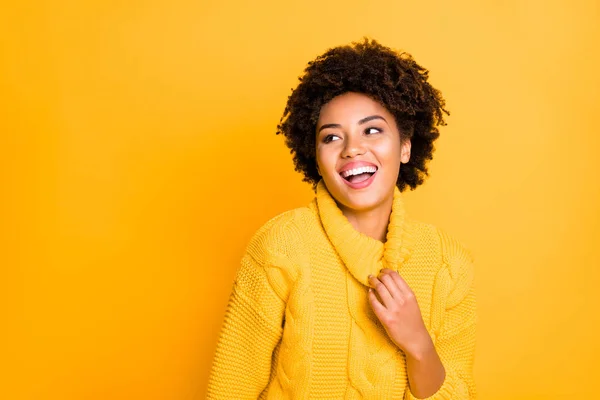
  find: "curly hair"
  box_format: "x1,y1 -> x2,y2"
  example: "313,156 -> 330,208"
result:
275,37 -> 450,192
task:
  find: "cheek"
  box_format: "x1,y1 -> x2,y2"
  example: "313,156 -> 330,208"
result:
373,141 -> 402,166
316,147 -> 336,171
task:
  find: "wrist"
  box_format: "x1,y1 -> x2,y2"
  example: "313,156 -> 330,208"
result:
405,334 -> 435,361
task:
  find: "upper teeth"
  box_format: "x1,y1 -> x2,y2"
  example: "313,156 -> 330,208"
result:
341,166 -> 377,178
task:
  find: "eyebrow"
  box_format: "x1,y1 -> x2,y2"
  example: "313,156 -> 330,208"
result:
317,115 -> 387,134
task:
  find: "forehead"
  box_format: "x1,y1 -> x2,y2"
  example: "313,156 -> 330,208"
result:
318,92 -> 391,122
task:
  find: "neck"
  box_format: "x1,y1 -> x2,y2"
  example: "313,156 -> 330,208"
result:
338,196 -> 393,243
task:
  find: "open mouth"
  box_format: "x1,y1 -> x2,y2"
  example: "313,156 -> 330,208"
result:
340,166 -> 378,184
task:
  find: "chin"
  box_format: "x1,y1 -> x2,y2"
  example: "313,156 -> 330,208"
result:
332,183 -> 387,212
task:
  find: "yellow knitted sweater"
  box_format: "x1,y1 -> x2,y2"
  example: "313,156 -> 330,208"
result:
206,180 -> 477,399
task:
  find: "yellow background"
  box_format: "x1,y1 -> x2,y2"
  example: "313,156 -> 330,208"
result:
2,0 -> 599,399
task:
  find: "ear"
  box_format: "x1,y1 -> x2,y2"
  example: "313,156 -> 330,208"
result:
316,164 -> 322,176
400,139 -> 411,164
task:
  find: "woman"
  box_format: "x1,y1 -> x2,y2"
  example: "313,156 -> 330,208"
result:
206,37 -> 477,399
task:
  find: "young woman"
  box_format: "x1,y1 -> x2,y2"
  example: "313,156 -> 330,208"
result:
206,37 -> 477,400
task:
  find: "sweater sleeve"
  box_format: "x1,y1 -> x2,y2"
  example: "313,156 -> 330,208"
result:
206,211 -> 304,399
405,231 -> 478,400
206,252 -> 286,399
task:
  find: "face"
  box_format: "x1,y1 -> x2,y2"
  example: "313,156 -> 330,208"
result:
315,92 -> 411,213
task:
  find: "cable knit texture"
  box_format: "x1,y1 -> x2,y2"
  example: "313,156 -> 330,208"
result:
206,180 -> 477,399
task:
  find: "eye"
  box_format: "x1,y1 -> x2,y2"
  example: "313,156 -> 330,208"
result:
365,127 -> 382,135
323,134 -> 340,143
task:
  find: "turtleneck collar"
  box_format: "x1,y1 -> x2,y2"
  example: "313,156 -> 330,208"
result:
314,179 -> 415,287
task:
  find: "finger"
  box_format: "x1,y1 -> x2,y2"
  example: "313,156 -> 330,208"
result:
368,288 -> 387,318
381,268 -> 412,297
368,274 -> 394,309
378,271 -> 403,300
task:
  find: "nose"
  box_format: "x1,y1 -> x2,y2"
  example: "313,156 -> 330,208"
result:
341,135 -> 366,158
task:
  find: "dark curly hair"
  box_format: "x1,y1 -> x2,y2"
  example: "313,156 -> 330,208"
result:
275,37 -> 450,192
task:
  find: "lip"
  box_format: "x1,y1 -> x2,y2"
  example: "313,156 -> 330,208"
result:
340,169 -> 378,189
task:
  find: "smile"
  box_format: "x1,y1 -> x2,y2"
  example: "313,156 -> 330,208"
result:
340,168 -> 378,189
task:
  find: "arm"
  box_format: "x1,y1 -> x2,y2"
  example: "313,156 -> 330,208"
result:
404,335 -> 446,398
405,237 -> 478,400
206,252 -> 286,399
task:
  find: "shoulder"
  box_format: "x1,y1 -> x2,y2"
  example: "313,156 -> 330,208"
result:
435,226 -> 475,271
434,225 -> 476,307
245,207 -> 312,258
243,206 -> 313,282
240,206 -> 314,302
406,219 -> 474,263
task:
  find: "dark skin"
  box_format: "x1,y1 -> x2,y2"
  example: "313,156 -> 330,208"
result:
275,37 -> 455,397
315,92 -> 446,398
368,268 -> 446,398
275,37 -> 450,194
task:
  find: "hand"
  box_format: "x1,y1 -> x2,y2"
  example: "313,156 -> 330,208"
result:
367,268 -> 433,359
